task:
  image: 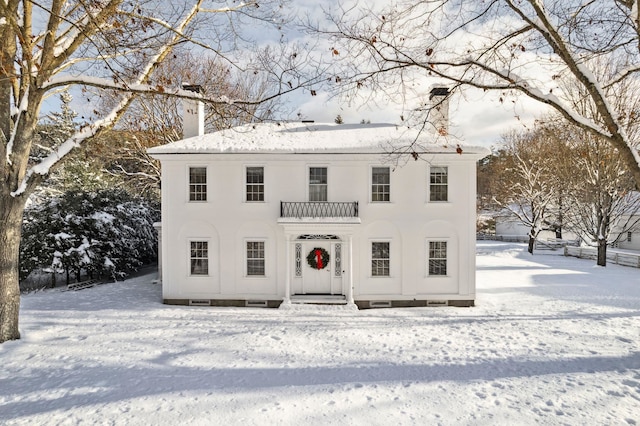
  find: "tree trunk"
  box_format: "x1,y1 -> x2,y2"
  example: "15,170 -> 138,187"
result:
0,194 -> 25,343
597,238 -> 607,267
528,235 -> 535,254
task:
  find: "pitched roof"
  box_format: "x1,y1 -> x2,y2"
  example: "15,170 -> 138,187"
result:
147,122 -> 490,157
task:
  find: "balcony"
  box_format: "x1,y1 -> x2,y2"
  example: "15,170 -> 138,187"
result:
280,201 -> 359,218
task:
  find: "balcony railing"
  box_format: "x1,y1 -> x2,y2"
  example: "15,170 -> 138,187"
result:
280,201 -> 359,218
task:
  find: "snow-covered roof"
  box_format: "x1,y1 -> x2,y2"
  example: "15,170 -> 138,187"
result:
147,122 -> 490,157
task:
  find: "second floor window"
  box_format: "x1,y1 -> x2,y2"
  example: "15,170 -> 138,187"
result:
309,167 -> 327,201
429,166 -> 448,202
246,167 -> 264,202
372,167 -> 390,202
189,167 -> 207,201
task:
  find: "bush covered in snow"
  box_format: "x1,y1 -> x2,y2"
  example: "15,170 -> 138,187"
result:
20,189 -> 159,285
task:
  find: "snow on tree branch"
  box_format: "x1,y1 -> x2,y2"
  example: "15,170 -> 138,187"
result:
11,0 -> 204,196
5,88 -> 29,165
322,0 -> 640,187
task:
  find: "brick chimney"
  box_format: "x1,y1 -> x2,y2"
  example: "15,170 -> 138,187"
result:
182,84 -> 204,138
429,86 -> 450,136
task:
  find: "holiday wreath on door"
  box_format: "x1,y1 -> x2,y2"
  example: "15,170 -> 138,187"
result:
306,247 -> 330,270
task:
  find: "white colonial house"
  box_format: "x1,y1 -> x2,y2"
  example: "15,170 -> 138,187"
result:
148,88 -> 489,308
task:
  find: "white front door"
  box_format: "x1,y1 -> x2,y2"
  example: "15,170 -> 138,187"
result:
302,242 -> 332,294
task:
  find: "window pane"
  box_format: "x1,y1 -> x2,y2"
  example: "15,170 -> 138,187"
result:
309,185 -> 327,202
190,241 -> 208,275
429,166 -> 448,202
246,167 -> 264,202
309,167 -> 328,201
428,241 -> 447,276
309,167 -> 327,184
372,242 -> 389,259
372,167 -> 390,184
371,259 -> 388,276
247,241 -> 265,276
372,167 -> 390,202
371,242 -> 390,276
191,259 -> 209,275
247,260 -> 265,276
246,167 -> 264,183
189,167 -> 207,201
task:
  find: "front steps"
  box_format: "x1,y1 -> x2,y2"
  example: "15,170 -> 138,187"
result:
289,294 -> 347,305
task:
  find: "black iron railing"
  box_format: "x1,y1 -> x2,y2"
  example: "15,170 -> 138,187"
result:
280,201 -> 359,218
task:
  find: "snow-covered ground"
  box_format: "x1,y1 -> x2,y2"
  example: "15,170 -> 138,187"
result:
2,241 -> 640,425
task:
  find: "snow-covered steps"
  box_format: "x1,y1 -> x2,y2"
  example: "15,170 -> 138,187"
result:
289,294 -> 348,305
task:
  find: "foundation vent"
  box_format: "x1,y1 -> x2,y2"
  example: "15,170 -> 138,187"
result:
189,299 -> 211,306
369,301 -> 392,308
427,300 -> 448,307
246,300 -> 269,308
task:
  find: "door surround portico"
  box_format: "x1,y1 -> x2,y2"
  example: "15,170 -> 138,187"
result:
278,220 -> 359,304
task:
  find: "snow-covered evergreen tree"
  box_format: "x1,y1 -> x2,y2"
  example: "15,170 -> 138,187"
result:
33,93 -> 117,198
21,190 -> 159,286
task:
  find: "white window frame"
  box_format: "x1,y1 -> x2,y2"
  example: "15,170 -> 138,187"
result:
308,166 -> 328,202
245,165 -> 265,202
371,166 -> 391,203
245,239 -> 267,277
371,240 -> 391,277
188,166 -> 208,202
189,240 -> 209,276
427,239 -> 448,277
428,165 -> 448,203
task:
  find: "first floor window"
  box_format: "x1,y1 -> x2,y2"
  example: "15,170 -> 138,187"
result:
247,241 -> 265,276
371,241 -> 390,277
429,166 -> 448,202
190,241 -> 208,275
189,167 -> 207,201
246,166 -> 264,201
428,241 -> 447,276
628,232 -> 633,242
372,167 -> 390,202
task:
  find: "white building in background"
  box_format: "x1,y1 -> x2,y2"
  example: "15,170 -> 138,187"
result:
148,88 -> 490,308
612,192 -> 640,251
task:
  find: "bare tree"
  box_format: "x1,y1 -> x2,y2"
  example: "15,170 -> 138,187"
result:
0,0 -> 314,343
92,50 -> 283,198
554,59 -> 640,265
318,1 -> 640,187
494,129 -> 561,253
564,129 -> 640,266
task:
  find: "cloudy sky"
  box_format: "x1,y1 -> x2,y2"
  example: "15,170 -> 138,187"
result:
273,0 -> 553,149
292,82 -> 551,148
50,0 -> 553,150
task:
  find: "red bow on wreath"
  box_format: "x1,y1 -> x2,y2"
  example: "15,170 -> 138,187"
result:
315,249 -> 323,269
307,247 -> 330,270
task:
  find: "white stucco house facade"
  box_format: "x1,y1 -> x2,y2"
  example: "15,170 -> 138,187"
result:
148,88 -> 489,308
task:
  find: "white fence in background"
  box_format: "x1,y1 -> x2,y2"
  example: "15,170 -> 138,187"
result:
535,238 -> 580,250
477,233 -> 528,242
564,246 -> 640,268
